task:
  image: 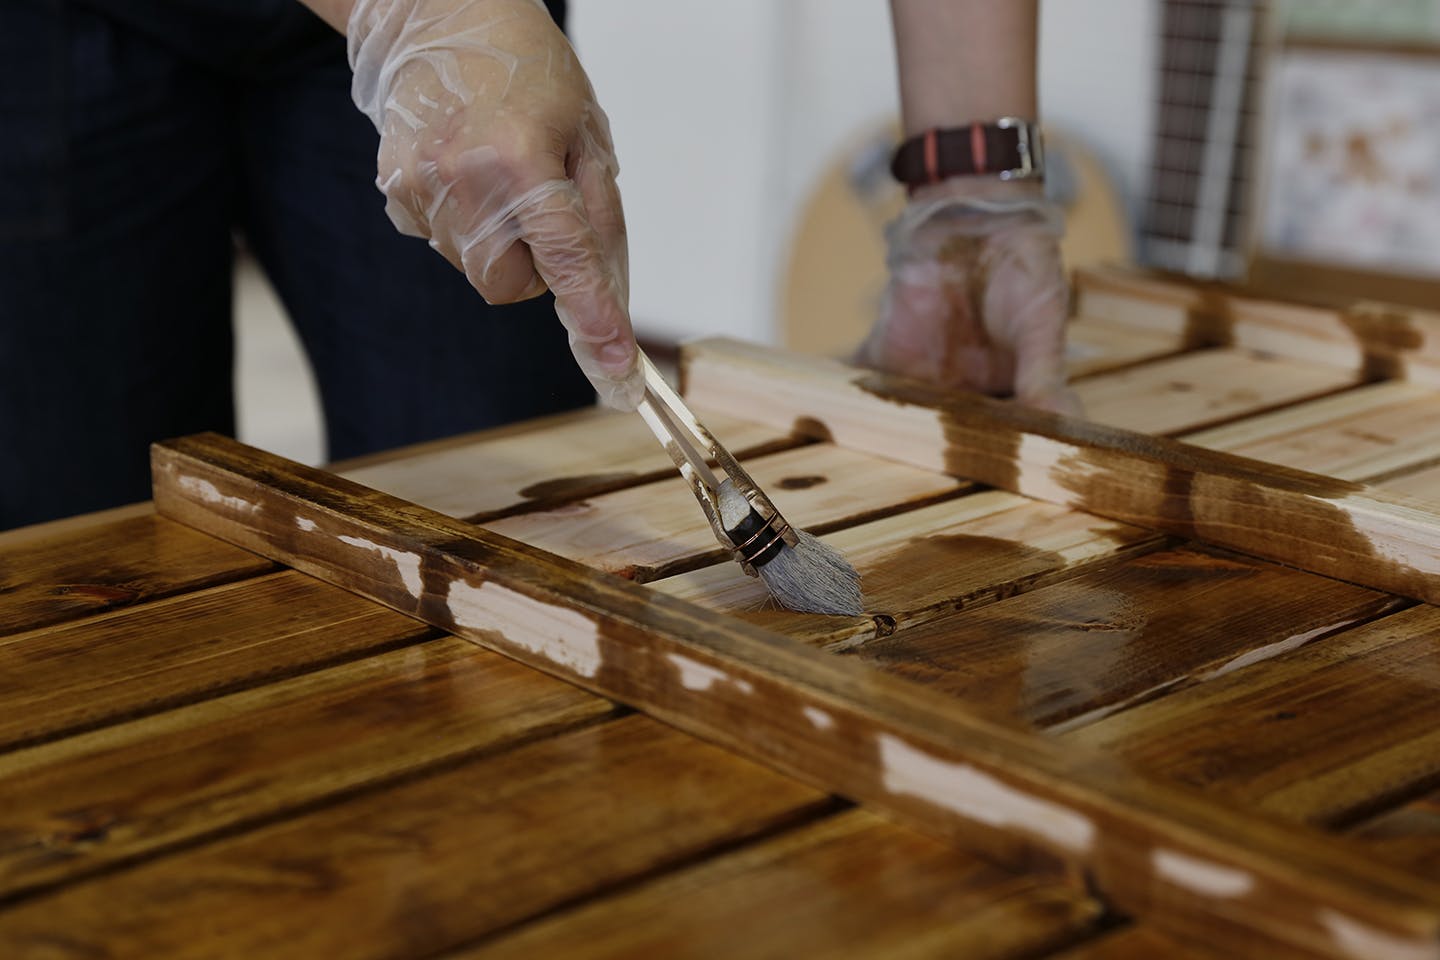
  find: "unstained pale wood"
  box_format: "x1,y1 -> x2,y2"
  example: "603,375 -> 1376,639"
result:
486,442 -> 967,581
0,716 -> 832,960
459,809 -> 1103,960
0,636 -> 613,899
0,570 -> 433,751
340,404 -> 794,522
151,433 -> 1440,959
1184,381 -> 1440,483
1072,347 -> 1358,437
680,338 -> 1440,606
1065,318 -> 1186,380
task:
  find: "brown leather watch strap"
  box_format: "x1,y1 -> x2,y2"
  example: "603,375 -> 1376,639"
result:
890,119 -> 1044,190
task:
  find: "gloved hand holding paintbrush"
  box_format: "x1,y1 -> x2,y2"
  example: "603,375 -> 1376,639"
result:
339,0 -> 860,614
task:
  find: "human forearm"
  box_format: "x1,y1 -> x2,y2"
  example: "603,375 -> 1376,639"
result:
888,0 -> 1038,135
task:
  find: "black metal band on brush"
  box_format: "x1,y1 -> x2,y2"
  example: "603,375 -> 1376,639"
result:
725,507 -> 789,568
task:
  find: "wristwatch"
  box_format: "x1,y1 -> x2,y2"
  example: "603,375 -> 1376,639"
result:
890,118 -> 1045,189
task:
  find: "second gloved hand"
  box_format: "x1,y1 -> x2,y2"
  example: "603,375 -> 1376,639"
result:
857,179 -> 1079,415
348,0 -> 642,409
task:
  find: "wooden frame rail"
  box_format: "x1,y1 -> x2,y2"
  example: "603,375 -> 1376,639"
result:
154,433 -> 1440,960
681,338 -> 1440,606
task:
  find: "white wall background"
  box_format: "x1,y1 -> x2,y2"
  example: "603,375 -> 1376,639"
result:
571,0 -> 1158,344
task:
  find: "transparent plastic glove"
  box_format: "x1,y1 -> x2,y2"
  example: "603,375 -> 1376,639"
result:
858,179 -> 1079,415
348,0 -> 642,409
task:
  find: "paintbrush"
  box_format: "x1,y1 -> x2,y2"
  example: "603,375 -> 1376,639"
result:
634,351 -> 863,616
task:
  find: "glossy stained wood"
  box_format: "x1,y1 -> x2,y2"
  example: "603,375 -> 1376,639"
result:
0,571 -> 434,751
656,490 -> 1158,649
151,433 -> 1440,959
680,338 -> 1440,606
0,637 -> 614,899
1353,791 -> 1440,880
856,547 -> 1402,732
1064,604 -> 1440,828
460,809 -> 1103,960
0,507 -> 273,636
0,716 -> 834,960
1072,347 -> 1357,436
486,443 -> 967,581
340,404 -> 794,522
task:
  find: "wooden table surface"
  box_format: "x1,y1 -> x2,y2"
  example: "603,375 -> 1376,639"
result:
3,267 -> 1440,959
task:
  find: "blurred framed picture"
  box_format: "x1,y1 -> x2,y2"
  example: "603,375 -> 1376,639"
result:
1248,44 -> 1440,305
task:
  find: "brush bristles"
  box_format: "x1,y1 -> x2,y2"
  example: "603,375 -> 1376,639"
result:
717,480 -> 864,616
756,529 -> 865,616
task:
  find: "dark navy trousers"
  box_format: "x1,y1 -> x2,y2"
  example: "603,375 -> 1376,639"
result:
0,0 -> 587,528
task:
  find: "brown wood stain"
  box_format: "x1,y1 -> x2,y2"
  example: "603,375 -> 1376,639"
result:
856,547 -> 1400,731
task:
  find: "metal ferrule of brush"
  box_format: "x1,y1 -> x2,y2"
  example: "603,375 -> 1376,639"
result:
725,504 -> 791,570
710,447 -> 800,576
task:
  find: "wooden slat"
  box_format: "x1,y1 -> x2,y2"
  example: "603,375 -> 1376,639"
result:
0,636 -> 614,899
1073,348 -> 1358,437
680,338 -> 1440,606
1381,463 -> 1440,503
1066,318 -> 1186,380
1185,382 -> 1440,483
0,570 -> 433,751
855,546 -> 1403,732
1063,604 -> 1440,828
340,404 -> 794,522
655,491 -> 1158,649
1047,926 -> 1242,960
1352,792 -> 1440,880
458,809 -> 1103,960
0,506 -> 273,637
485,443 -> 966,581
1073,265 -> 1440,387
152,433 -> 1440,959
0,716 -> 833,960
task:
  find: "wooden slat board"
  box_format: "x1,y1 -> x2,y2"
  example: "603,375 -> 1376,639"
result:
459,808 -> 1104,960
0,571 -> 435,752
485,443 -> 967,581
0,505 -> 273,635
150,432 -> 1440,960
854,546 -> 1403,731
0,636 -> 614,899
10,268 -> 1440,959
1072,347 -> 1358,436
339,404 -> 795,521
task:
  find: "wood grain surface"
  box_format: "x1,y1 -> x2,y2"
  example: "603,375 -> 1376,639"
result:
1074,265 -> 1440,387
458,809 -> 1104,960
1072,347 -> 1357,436
0,715 -> 833,960
856,546 -> 1403,732
0,637 -> 614,900
0,508 -> 273,636
340,404 -> 795,522
655,490 -> 1159,649
681,338 -> 1440,606
151,432 -> 1440,959
485,442 -> 967,581
0,571 -> 435,752
1065,603 -> 1440,828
